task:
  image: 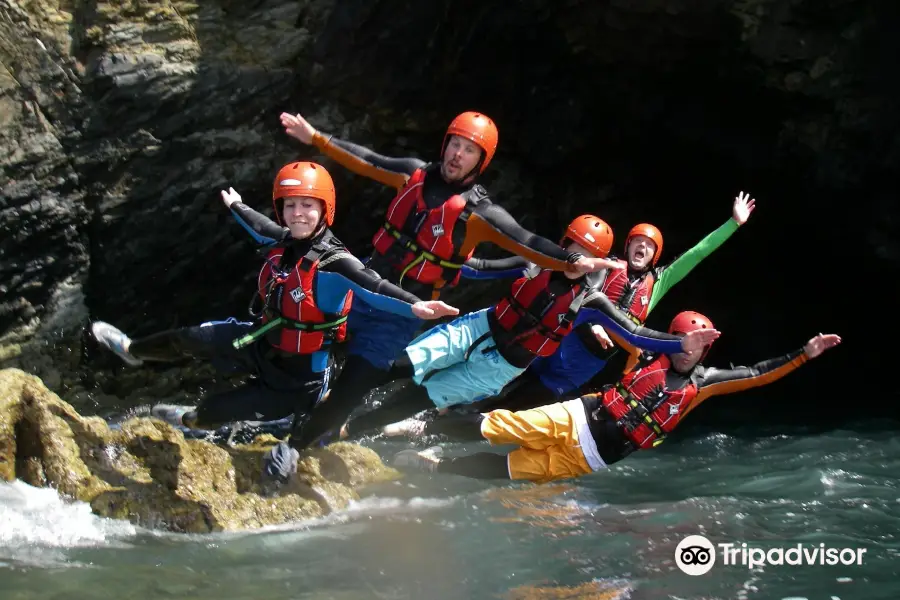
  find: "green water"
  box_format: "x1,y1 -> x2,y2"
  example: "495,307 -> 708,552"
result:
2,422 -> 898,600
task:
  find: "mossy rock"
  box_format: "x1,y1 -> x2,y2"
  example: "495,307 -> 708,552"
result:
0,368 -> 401,533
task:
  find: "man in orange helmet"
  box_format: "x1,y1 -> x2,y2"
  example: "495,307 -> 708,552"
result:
462,192 -> 758,414
333,217 -> 721,440
89,162 -> 458,475
389,312 -> 841,485
279,111 -> 617,448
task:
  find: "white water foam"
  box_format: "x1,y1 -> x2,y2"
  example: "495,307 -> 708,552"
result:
0,481 -> 137,567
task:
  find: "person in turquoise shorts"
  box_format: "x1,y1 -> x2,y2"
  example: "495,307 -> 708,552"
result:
417,190 -> 758,420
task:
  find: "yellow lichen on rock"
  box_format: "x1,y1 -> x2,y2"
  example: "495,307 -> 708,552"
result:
0,368 -> 401,533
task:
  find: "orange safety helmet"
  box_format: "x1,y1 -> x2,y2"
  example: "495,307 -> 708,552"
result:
669,311 -> 716,359
272,161 -> 336,227
625,223 -> 664,266
442,111 -> 499,175
563,214 -> 614,257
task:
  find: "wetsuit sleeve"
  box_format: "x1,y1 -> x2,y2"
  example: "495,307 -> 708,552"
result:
648,218 -> 739,313
315,251 -> 422,318
312,132 -> 426,190
460,256 -> 531,280
604,329 -> 644,372
683,350 -> 809,418
229,201 -> 290,245
583,293 -> 684,353
460,202 -> 582,272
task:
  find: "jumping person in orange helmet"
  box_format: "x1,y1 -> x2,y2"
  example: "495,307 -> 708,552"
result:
89,162 -> 458,478
279,111 -> 619,448
389,311 -> 841,485
464,191 -> 758,414
334,218 -> 720,441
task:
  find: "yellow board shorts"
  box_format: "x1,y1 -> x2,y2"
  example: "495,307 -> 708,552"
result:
480,400 -> 606,484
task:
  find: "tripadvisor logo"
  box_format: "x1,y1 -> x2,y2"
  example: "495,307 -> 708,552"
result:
675,535 -> 867,575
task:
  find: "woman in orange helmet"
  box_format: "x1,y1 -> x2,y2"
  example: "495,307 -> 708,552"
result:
333,217 -> 721,441
280,111 -> 616,449
90,162 -> 458,476
391,312 -> 841,484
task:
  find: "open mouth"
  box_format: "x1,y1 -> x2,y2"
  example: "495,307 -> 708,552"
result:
633,248 -> 646,261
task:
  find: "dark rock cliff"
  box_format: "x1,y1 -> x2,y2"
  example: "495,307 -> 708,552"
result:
2,0 -> 896,425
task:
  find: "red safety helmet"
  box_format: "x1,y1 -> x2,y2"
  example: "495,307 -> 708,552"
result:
625,223 -> 664,266
442,111 -> 499,175
669,311 -> 716,360
563,214 -> 614,257
272,161 -> 336,226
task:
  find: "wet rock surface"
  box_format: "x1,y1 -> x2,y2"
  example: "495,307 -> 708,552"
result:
0,368 -> 400,533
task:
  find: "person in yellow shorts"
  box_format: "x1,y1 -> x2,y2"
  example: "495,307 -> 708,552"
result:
391,311 -> 841,484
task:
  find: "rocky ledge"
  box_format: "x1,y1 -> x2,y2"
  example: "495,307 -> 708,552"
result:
0,367 -> 400,533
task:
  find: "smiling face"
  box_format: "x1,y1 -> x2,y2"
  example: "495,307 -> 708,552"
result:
440,135 -> 483,183
281,196 -> 323,239
626,235 -> 658,271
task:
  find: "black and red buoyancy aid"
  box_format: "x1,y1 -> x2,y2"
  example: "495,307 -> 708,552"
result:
492,268 -> 594,358
601,259 -> 656,325
370,167 -> 487,296
232,237 -> 352,354
597,354 -> 697,449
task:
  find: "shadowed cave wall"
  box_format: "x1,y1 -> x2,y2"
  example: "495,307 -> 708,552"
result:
1,0 -> 896,428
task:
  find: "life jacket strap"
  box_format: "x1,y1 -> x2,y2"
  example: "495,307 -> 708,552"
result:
614,382 -> 666,446
232,315 -> 349,350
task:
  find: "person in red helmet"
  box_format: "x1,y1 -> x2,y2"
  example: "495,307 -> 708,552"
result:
279,111 -> 617,448
333,218 -> 721,440
89,162 -> 458,476
389,311 -> 841,484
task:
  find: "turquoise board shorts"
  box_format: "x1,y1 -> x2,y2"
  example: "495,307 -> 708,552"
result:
404,308 -> 527,410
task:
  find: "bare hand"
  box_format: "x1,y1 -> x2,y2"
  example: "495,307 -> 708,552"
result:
681,328 -> 722,353
591,325 -> 613,349
221,187 -> 242,207
572,256 -> 625,274
280,112 -> 316,144
732,191 -> 756,226
412,301 -> 460,320
804,333 -> 841,359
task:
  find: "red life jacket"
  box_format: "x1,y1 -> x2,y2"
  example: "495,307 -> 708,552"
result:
370,167 -> 486,297
600,259 -> 656,324
599,354 -> 698,449
492,268 -> 593,358
232,237 -> 352,355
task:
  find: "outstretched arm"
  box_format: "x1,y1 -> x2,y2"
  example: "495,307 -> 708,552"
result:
281,112 -> 423,189
584,293 -> 721,355
583,294 -> 686,354
222,189 -> 290,246
316,251 -> 459,320
683,333 -> 841,418
649,191 -> 755,313
460,256 -> 531,280
461,202 -> 622,275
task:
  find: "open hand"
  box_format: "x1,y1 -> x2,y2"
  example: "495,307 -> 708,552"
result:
572,256 -> 625,274
732,191 -> 756,226
681,328 -> 722,353
804,333 -> 841,359
412,301 -> 460,320
221,187 -> 242,207
280,112 -> 317,144
591,325 -> 613,349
